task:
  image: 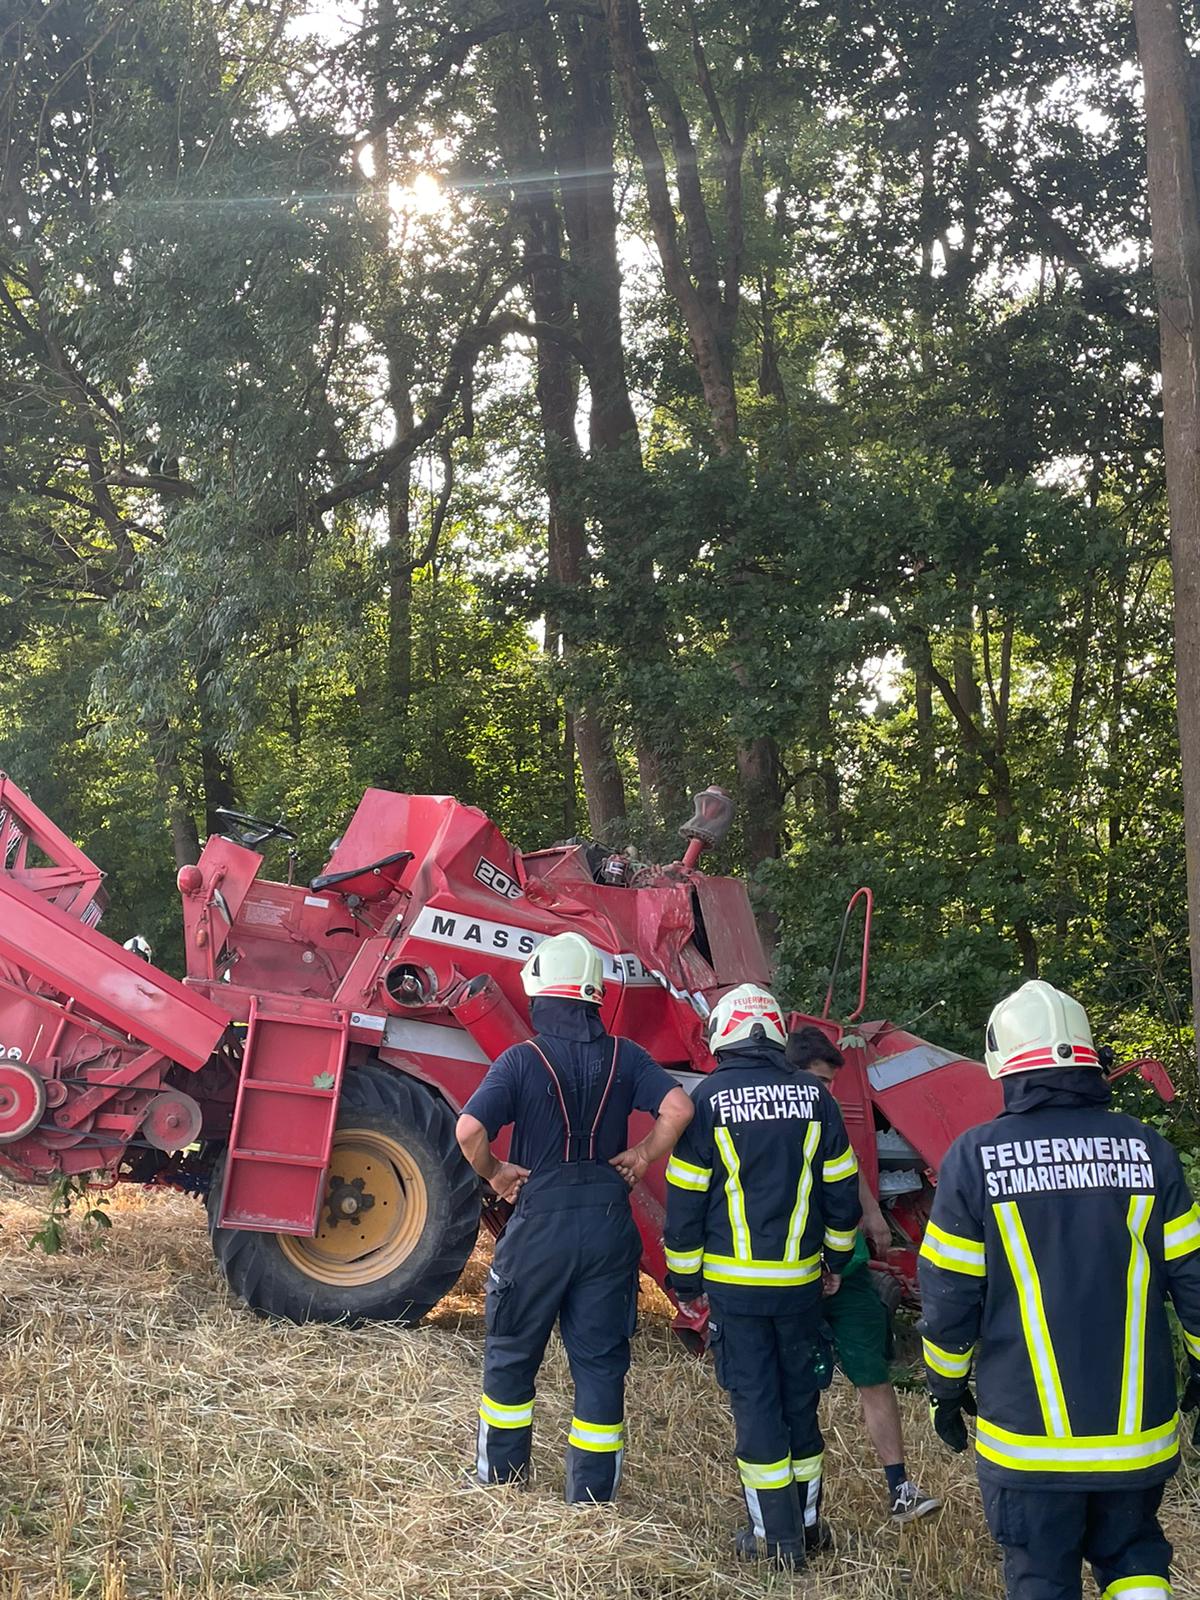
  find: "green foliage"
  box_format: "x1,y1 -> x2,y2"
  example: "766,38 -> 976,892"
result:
28,1176 -> 113,1256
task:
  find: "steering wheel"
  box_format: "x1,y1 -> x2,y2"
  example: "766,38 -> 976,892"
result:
214,807 -> 298,849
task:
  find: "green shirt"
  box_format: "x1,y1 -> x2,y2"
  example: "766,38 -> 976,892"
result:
845,1230 -> 870,1275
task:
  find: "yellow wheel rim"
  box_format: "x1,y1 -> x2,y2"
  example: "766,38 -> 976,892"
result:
278,1129 -> 429,1287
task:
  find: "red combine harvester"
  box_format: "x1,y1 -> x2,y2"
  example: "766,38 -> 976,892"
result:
0,773 -> 1173,1327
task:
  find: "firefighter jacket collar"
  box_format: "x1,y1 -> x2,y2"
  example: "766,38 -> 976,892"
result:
1001,1068 -> 1112,1116
529,996 -> 606,1042
711,1042 -> 792,1075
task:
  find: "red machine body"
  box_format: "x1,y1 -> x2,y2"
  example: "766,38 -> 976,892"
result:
0,773 -> 1169,1325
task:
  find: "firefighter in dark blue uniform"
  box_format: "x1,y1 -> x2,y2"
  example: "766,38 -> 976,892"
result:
663,984 -> 863,1568
920,980 -> 1200,1600
455,931 -> 693,1501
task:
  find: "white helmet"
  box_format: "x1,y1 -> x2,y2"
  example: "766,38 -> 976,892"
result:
706,983 -> 788,1052
521,931 -> 605,1004
123,935 -> 153,963
984,980 -> 1099,1079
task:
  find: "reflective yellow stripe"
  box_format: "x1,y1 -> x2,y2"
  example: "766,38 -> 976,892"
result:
923,1337 -> 974,1380
666,1155 -> 712,1191
479,1393 -> 534,1428
824,1226 -> 858,1253
737,1455 -> 793,1489
784,1121 -> 822,1261
1164,1205 -> 1200,1261
665,1246 -> 703,1274
568,1417 -> 624,1453
1183,1327 -> 1200,1361
996,1202 -> 1071,1437
823,1146 -> 858,1182
920,1220 -> 986,1277
703,1251 -> 822,1286
1102,1579 -> 1173,1598
715,1127 -> 751,1261
791,1451 -> 823,1482
975,1415 -> 1178,1474
1120,1195 -> 1154,1434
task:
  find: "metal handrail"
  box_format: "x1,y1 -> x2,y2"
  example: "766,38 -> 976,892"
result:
821,886 -> 874,1023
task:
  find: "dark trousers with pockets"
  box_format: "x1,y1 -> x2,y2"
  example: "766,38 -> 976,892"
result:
477,1165 -> 641,1502
708,1304 -> 826,1554
980,1480 -> 1172,1600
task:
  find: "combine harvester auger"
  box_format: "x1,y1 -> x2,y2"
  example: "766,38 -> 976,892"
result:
0,773 -> 1175,1328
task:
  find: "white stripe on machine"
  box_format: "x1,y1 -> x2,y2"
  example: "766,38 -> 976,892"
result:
407,904 -> 708,1013
382,1017 -> 490,1065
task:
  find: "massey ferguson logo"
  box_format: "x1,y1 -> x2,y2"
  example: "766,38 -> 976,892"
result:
474,857 -> 522,900
409,905 -> 659,986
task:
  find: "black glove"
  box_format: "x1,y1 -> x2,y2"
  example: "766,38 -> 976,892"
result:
1181,1370 -> 1200,1448
929,1388 -> 976,1453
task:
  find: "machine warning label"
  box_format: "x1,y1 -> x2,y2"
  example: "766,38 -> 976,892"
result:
474,857 -> 522,900
240,899 -> 290,928
408,905 -> 659,986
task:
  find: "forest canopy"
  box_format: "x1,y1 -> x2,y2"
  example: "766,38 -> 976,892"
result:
0,0 -> 1189,1074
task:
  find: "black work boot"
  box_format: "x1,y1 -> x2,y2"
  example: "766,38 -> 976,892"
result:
804,1517 -> 833,1554
734,1527 -> 806,1570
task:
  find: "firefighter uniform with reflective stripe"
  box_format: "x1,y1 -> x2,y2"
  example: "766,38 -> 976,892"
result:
920,1064 -> 1200,1600
464,996 -> 677,1501
664,1027 -> 861,1558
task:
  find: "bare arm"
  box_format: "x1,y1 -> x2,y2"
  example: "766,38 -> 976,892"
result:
859,1170 -> 892,1257
455,1112 -> 529,1203
610,1086 -> 694,1187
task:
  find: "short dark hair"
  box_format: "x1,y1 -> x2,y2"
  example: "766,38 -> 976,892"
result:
786,1024 -> 844,1073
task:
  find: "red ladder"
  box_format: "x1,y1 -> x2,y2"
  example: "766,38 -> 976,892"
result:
217,999 -> 349,1234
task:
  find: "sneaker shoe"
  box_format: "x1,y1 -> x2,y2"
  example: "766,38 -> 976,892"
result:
734,1527 -> 805,1570
890,1481 -> 943,1522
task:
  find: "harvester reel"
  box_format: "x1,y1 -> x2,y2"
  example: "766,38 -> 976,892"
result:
140,1090 -> 203,1151
0,1062 -> 47,1143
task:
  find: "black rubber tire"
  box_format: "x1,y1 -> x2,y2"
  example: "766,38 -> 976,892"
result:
871,1267 -> 904,1318
207,1063 -> 480,1326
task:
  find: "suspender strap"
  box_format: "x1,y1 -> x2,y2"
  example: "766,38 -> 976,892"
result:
528,1036 -> 621,1162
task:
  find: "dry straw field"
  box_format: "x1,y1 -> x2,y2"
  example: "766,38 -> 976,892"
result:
1,1185 -> 1198,1600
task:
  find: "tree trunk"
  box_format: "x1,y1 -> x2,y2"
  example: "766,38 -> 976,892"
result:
600,0 -> 739,452
1054,584 -> 1093,939
166,800 -> 201,869
530,9 -> 684,824
200,741 -> 238,840
1133,0 -> 1200,1057
914,654 -> 934,744
737,732 -> 782,944
494,38 -> 627,834
373,0 -> 416,788
597,0 -> 785,861
815,696 -> 843,847
549,12 -> 641,455
151,741 -> 200,867
561,704 -> 578,837
385,415 -> 414,719
1105,557 -> 1129,923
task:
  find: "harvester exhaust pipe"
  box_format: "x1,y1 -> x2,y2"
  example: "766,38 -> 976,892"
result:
679,786 -> 735,870
449,973 -> 530,1060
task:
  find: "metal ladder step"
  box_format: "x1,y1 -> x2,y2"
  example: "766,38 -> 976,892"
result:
217,1001 -> 349,1234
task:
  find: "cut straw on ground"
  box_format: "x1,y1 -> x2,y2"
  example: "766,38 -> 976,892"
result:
1,1184 -> 1197,1599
